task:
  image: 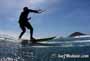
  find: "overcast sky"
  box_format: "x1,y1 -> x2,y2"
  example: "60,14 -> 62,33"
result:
0,0 -> 90,39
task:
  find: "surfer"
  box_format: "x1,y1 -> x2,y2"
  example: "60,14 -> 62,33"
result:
18,7 -> 42,41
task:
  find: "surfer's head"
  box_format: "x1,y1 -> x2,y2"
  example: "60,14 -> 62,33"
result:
23,7 -> 29,11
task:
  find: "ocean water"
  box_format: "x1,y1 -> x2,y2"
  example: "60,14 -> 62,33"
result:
0,36 -> 90,61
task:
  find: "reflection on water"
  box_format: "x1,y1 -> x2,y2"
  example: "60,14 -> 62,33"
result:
0,39 -> 90,61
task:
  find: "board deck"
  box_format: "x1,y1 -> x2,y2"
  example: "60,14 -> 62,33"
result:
21,36 -> 56,45
28,42 -> 58,46
32,36 -> 56,41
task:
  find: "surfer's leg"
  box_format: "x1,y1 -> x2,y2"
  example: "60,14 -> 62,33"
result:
26,22 -> 34,39
19,25 -> 26,39
30,26 -> 33,39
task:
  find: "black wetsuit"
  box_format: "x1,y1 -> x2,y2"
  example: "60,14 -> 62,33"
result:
18,9 -> 39,39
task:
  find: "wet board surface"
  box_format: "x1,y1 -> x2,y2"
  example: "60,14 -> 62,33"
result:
21,36 -> 56,45
21,42 -> 59,46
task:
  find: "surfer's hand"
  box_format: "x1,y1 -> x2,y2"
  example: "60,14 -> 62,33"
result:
38,9 -> 45,13
28,17 -> 31,20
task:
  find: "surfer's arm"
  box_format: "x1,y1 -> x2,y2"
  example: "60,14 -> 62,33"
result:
29,9 -> 43,13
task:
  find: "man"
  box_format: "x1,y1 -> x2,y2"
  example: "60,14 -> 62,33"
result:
18,7 -> 42,41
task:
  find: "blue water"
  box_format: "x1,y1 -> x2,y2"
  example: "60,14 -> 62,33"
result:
0,37 -> 90,61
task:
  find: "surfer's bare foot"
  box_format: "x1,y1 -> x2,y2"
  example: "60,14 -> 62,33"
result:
30,37 -> 37,43
31,37 -> 36,40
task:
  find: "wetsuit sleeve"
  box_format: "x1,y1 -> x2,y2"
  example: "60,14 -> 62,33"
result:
29,9 -> 39,13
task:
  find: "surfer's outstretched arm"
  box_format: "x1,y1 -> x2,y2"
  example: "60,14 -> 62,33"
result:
29,9 -> 43,13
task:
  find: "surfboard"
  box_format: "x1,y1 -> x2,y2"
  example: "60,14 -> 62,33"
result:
26,42 -> 58,46
21,36 -> 56,45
